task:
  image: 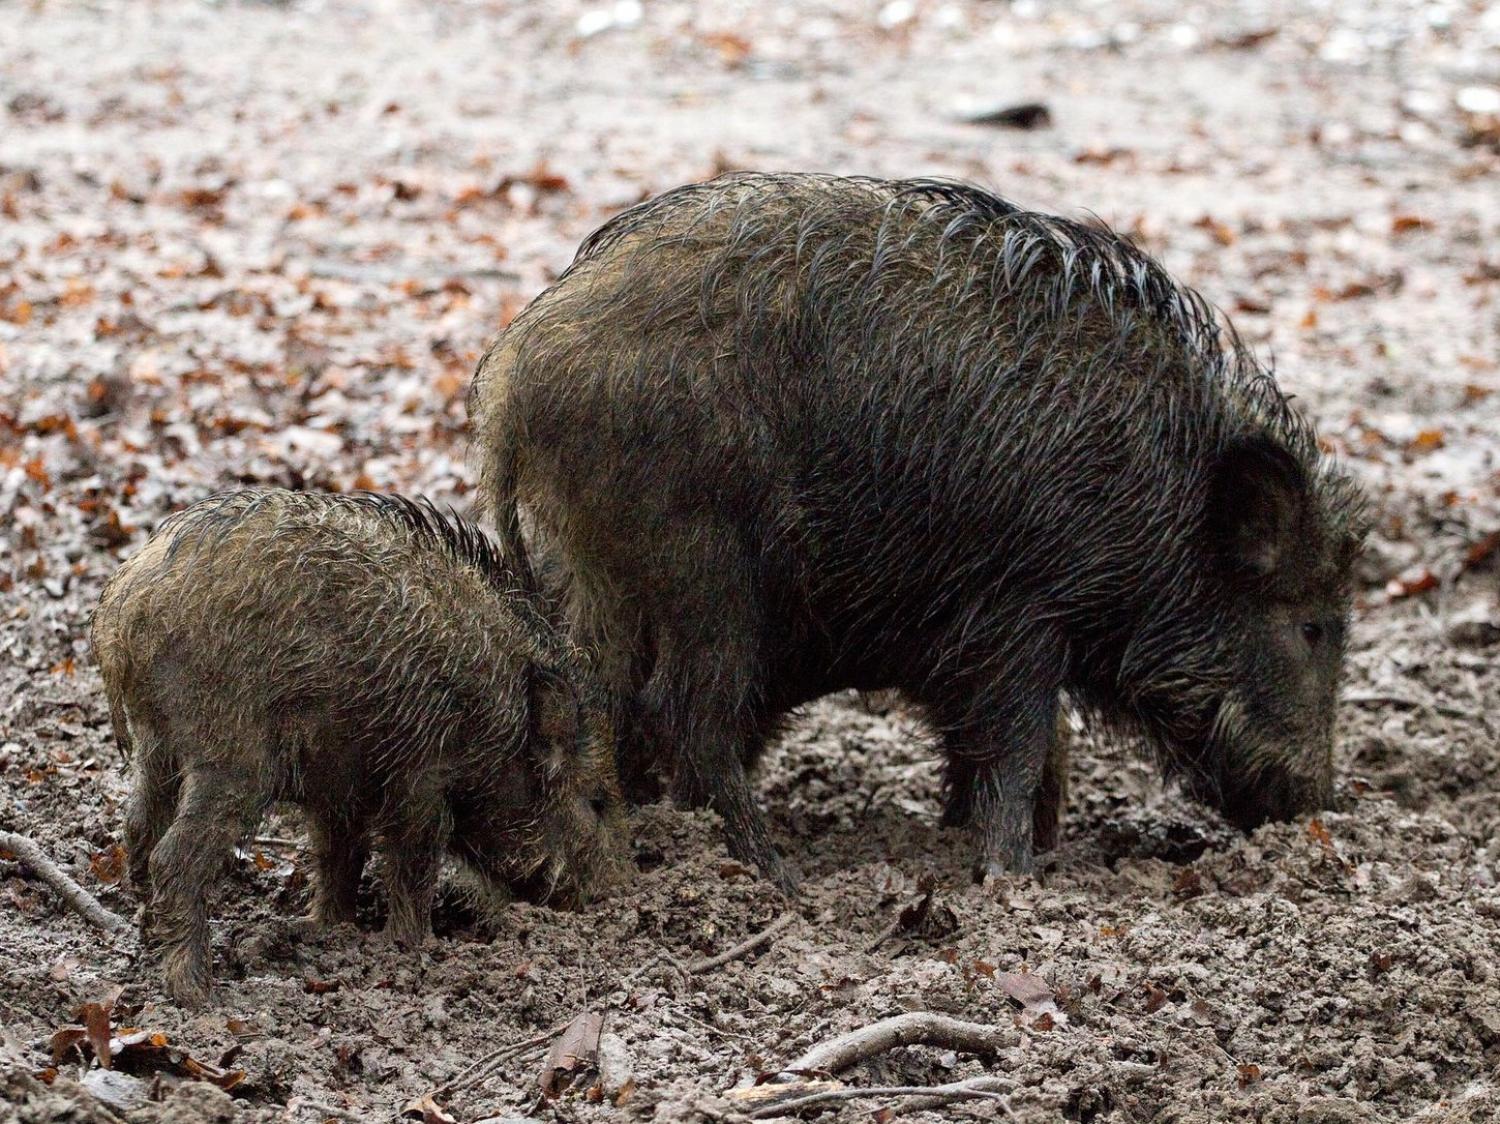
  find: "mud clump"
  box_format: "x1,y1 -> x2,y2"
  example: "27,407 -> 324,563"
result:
91,489 -> 626,1006
474,173 -> 1367,889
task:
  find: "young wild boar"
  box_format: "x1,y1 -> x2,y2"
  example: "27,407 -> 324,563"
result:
472,173 -> 1366,891
92,490 -> 625,1005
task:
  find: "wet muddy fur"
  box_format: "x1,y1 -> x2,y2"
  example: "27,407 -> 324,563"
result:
92,490 -> 624,1005
475,173 -> 1366,890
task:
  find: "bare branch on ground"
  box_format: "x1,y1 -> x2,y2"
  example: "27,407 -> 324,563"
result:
0,830 -> 129,935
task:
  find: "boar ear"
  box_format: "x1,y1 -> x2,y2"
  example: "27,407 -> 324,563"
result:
1204,434 -> 1309,578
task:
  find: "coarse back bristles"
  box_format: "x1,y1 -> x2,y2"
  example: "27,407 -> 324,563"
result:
542,172 -> 1363,551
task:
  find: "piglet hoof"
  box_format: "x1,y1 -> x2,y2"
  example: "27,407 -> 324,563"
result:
766,858 -> 801,899
972,851 -> 1037,888
162,953 -> 212,1009
381,918 -> 431,950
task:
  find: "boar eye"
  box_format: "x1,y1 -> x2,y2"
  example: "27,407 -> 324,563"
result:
1300,621 -> 1324,647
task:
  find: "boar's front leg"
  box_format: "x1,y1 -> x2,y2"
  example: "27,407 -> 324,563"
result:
929,637 -> 1065,880
943,715 -> 1069,856
147,765 -> 267,1007
381,790 -> 449,946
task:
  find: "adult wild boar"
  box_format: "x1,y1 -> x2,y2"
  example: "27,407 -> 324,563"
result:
472,174 -> 1365,890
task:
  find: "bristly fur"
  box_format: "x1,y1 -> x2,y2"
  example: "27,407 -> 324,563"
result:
155,488 -> 571,672
161,488 -> 513,592
473,172 -> 1368,886
93,487 -> 625,1004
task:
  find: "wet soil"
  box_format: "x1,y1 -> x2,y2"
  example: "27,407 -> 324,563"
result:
1,1 -> 1497,1121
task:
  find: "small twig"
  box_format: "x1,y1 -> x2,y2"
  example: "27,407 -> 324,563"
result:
884,1076 -> 1015,1118
411,1019 -> 569,1111
303,259 -> 520,286
620,948 -> 691,992
687,913 -> 797,974
1342,692 -> 1478,721
0,830 -> 129,934
254,837 -> 300,848
675,1007 -> 758,1043
785,1012 -> 1014,1077
745,1077 -> 1014,1119
864,914 -> 905,953
286,1098 -> 364,1122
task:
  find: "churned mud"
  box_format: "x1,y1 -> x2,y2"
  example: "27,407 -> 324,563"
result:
1,1 -> 1496,1121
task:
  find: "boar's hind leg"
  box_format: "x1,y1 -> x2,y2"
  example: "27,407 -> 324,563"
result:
147,766 -> 266,1007
307,811 -> 369,926
123,715 -> 180,898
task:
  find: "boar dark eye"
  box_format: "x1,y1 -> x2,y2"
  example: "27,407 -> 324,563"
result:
1300,622 -> 1324,647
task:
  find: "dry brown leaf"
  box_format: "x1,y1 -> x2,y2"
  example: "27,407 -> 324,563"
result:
701,31 -> 752,67
539,1011 -> 604,1098
1407,429 -> 1445,452
90,846 -> 126,884
49,1027 -> 88,1064
401,1093 -> 456,1123
78,987 -> 123,1069
1463,530 -> 1500,570
997,972 -> 1053,1008
1193,215 -> 1237,246
1385,569 -> 1439,601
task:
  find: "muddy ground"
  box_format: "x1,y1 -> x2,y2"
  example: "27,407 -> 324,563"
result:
1,0 -> 1497,1121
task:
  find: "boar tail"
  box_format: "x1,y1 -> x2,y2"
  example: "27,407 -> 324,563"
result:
489,448 -> 536,594
105,685 -> 133,764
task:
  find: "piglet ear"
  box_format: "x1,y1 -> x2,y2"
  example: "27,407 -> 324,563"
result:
1204,434 -> 1309,578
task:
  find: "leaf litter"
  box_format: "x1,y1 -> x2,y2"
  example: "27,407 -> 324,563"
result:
2,0 -> 1498,1121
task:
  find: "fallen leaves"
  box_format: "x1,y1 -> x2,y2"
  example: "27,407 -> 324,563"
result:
89,845 -> 126,885
700,31 -> 753,68
1384,527 -> 1500,602
997,971 -> 1067,1030
49,993 -> 245,1090
1192,215 -> 1237,247
401,1093 -> 457,1123
538,1010 -> 604,1098
869,875 -> 960,954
